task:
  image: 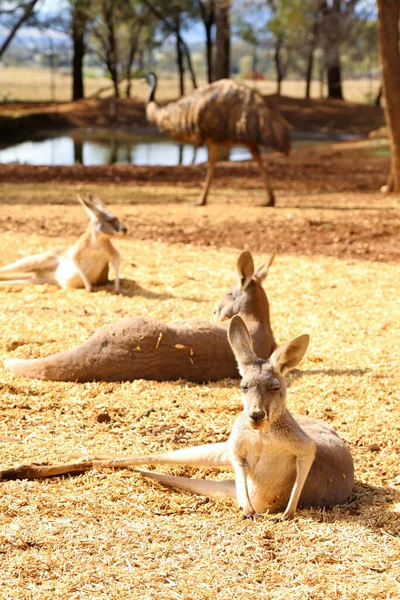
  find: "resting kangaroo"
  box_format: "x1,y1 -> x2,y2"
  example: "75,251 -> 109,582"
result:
4,251 -> 276,383
127,316 -> 354,519
0,194 -> 127,293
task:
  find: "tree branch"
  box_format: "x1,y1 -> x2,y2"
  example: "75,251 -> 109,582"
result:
0,0 -> 39,59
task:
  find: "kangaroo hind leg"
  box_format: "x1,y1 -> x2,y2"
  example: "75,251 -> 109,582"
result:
137,469 -> 236,499
0,275 -> 56,287
0,251 -> 60,277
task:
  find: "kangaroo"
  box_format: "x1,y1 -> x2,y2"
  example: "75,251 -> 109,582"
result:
115,316 -> 354,519
0,194 -> 127,293
3,315 -> 354,513
4,251 -> 276,383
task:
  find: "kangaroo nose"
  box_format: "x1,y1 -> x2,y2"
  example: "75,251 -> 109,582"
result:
248,409 -> 266,424
120,224 -> 128,234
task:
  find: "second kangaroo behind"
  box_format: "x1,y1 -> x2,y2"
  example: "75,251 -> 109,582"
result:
0,194 -> 127,293
5,251 -> 276,382
128,316 -> 354,519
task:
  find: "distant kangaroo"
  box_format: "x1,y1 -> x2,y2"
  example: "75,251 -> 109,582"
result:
0,194 -> 127,293
4,251 -> 276,383
124,316 -> 354,519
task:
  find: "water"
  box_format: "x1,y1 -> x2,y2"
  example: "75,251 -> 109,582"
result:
0,129 -> 253,167
0,128 -> 357,167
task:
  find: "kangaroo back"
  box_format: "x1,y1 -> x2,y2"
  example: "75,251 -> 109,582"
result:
4,251 -> 276,382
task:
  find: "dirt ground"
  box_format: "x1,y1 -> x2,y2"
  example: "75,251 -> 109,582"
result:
1,140 -> 398,263
0,99 -> 399,599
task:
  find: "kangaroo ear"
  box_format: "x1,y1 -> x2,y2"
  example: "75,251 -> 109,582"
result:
237,251 -> 254,289
77,194 -> 97,217
228,315 -> 257,375
254,250 -> 276,282
88,194 -> 107,211
270,334 -> 310,376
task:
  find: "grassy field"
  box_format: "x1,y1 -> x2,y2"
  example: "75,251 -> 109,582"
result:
0,66 -> 380,104
0,152 -> 399,599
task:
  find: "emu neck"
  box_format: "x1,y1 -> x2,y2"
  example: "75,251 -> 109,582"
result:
147,78 -> 157,105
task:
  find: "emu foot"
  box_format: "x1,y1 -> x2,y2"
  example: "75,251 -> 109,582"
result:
190,199 -> 207,207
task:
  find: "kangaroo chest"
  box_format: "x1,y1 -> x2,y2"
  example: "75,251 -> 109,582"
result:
56,246 -> 111,287
240,430 -> 297,512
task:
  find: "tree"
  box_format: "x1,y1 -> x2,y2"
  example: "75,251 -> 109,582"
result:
376,0 -> 400,193
140,0 -> 198,93
91,0 -> 148,99
214,0 -> 231,80
70,0 -> 92,101
196,0 -> 215,83
0,0 -> 39,59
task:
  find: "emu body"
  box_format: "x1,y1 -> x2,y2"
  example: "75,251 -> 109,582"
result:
4,252 -> 276,383
144,74 -> 291,206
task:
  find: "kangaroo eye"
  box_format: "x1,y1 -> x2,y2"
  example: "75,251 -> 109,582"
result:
240,384 -> 249,392
271,386 -> 280,392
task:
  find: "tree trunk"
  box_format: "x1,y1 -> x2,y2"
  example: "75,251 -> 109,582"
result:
327,63 -> 343,99
181,38 -> 198,89
205,17 -> 214,83
214,0 -> 230,80
176,32 -> 185,96
305,15 -> 319,99
102,1 -> 119,98
374,85 -> 382,107
320,0 -> 344,100
274,36 -> 284,95
198,0 -> 214,82
71,9 -> 86,101
125,29 -> 140,98
377,0 -> 400,193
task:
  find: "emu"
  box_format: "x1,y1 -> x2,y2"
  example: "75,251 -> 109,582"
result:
144,74 -> 291,207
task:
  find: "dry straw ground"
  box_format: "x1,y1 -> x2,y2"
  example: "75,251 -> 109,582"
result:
0,143 -> 399,599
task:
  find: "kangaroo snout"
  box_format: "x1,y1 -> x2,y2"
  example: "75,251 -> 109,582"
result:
247,408 -> 266,426
118,224 -> 128,235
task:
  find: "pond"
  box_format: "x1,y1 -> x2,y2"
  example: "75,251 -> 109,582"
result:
0,128 -> 357,167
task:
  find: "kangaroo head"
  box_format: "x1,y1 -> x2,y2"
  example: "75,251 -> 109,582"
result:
77,194 -> 128,237
215,250 -> 275,321
228,315 -> 309,429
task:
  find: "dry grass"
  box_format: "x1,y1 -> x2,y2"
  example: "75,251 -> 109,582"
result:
0,186 -> 399,599
0,67 -> 380,104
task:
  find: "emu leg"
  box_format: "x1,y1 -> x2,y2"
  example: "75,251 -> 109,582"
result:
196,141 -> 219,206
249,146 -> 276,207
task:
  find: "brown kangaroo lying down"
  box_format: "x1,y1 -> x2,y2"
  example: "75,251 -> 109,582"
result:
130,316 -> 355,519
4,251 -> 276,383
1,316 -> 354,519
